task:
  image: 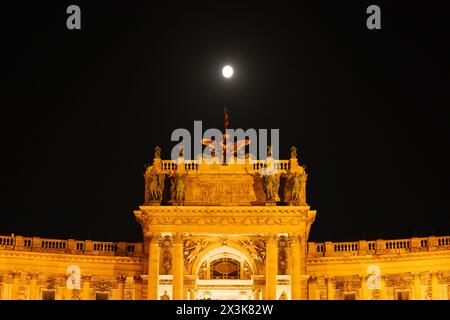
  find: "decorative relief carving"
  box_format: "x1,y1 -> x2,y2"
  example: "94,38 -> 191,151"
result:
124,277 -> 134,300
239,239 -> 266,264
159,279 -> 172,285
81,275 -> 91,283
419,271 -> 431,286
133,275 -> 143,284
184,239 -> 208,266
277,279 -> 290,285
265,233 -> 278,246
142,216 -> 302,226
90,279 -> 118,291
425,286 -> 432,300
333,276 -> 362,291
149,233 -> 162,244
317,276 -> 327,300
17,273 -> 29,300
116,275 -> 126,284
172,233 -> 184,245
437,271 -> 450,284
45,276 -> 57,290
385,274 -> 413,289
198,261 -> 207,280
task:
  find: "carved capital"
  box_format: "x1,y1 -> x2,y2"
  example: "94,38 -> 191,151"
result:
419,271 -> 432,285
81,275 -> 92,282
29,272 -> 40,280
149,233 -> 162,244
172,233 -> 185,245
290,232 -> 302,243
9,271 -> 21,279
265,233 -> 278,246
117,275 -> 127,284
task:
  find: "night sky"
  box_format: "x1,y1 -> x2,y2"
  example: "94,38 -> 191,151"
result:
3,1 -> 450,243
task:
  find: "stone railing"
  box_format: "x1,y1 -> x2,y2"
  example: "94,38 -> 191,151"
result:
159,159 -> 291,173
0,235 -> 143,257
161,160 -> 199,172
308,235 -> 450,258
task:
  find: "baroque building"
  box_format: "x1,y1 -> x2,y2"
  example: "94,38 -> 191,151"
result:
1,145 -> 449,300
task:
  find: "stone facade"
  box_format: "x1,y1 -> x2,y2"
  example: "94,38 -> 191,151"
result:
1,148 -> 449,300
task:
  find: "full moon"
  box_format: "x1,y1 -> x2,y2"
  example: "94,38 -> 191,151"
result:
222,65 -> 234,78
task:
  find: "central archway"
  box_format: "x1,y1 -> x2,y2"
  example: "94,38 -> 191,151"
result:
192,245 -> 258,300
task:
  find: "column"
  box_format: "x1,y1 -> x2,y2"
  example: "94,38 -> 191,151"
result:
63,279 -> 72,300
308,277 -> 317,300
81,275 -> 91,300
291,233 -> 302,300
360,276 -> 369,300
11,272 -> 20,300
117,275 -> 126,300
327,277 -> 335,300
134,276 -> 143,300
172,233 -> 184,300
431,272 -> 440,300
413,273 -> 421,300
29,272 -> 39,300
379,275 -> 387,300
147,233 -> 160,300
265,233 -> 278,300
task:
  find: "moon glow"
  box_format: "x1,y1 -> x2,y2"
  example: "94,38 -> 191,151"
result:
222,65 -> 234,78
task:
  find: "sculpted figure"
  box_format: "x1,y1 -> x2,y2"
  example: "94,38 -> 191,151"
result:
261,145 -> 280,201
240,240 -> 264,263
147,168 -> 165,200
262,174 -> 280,201
290,146 -> 297,159
288,172 -> 302,202
160,290 -> 170,300
184,240 -> 208,266
170,173 -> 187,201
279,291 -> 288,300
162,252 -> 172,274
154,146 -> 161,159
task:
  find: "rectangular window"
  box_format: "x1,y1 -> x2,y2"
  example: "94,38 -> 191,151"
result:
396,291 -> 410,300
42,290 -> 55,300
344,293 -> 356,300
96,292 -> 109,300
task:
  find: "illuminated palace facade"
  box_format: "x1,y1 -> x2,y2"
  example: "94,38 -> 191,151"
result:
1,146 -> 450,300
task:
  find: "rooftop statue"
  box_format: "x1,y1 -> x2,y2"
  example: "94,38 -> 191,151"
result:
154,146 -> 161,159
290,146 -> 297,159
147,167 -> 165,201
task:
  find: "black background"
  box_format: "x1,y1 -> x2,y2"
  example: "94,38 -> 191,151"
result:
3,1 -> 450,243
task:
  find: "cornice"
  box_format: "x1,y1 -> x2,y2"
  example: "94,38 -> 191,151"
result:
307,250 -> 450,264
0,250 -> 143,264
137,205 -> 314,214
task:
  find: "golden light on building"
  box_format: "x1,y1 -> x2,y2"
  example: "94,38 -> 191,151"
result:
1,141 -> 449,300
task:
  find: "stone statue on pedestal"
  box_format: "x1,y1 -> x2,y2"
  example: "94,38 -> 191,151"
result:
290,146 -> 297,159
146,168 -> 165,201
288,172 -> 302,202
170,173 -> 187,202
154,146 -> 161,159
261,146 -> 280,202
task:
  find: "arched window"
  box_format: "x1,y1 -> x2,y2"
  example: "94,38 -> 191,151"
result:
210,258 -> 240,279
